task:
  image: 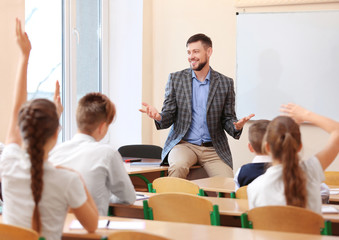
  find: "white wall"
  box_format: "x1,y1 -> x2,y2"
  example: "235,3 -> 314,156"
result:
108,0 -> 143,149
0,0 -> 24,142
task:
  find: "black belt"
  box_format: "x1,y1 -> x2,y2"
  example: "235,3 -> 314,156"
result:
200,141 -> 213,147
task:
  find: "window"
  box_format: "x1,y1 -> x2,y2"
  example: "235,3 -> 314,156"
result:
26,0 -> 105,141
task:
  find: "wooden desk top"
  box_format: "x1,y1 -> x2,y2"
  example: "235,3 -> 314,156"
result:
191,176 -> 235,193
62,213 -> 339,240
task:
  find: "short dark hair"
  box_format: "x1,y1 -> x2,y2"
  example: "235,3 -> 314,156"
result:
76,92 -> 116,134
186,33 -> 212,48
248,119 -> 270,154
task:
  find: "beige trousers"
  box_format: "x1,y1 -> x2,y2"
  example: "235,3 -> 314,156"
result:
168,141 -> 234,179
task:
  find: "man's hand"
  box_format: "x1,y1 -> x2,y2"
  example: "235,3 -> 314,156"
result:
233,113 -> 255,130
53,80 -> 63,118
139,102 -> 162,121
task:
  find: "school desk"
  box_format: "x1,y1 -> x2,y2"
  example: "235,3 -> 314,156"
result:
328,185 -> 339,204
109,192 -> 339,234
191,176 -> 235,197
125,159 -> 203,190
62,213 -> 339,240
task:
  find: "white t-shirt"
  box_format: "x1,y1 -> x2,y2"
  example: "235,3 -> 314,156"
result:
49,133 -> 136,216
247,156 -> 325,214
0,144 -> 87,240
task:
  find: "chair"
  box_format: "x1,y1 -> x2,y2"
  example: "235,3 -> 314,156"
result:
148,177 -> 205,196
241,205 -> 332,235
107,231 -> 170,240
118,144 -> 164,188
324,171 -> 339,185
143,192 -> 220,226
0,223 -> 40,240
118,144 -> 163,159
230,186 -> 248,199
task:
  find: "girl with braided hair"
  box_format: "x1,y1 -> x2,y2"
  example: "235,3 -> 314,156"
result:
248,103 -> 339,214
0,19 -> 98,240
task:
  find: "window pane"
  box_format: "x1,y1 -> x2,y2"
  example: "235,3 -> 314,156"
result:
25,0 -> 63,140
25,0 -> 62,100
76,0 -> 101,101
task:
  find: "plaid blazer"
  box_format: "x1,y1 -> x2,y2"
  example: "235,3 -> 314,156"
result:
155,68 -> 242,169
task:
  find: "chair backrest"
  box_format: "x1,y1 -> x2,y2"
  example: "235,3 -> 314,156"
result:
0,223 -> 39,240
151,177 -> 200,195
118,144 -> 163,159
107,231 -> 170,240
235,186 -> 248,199
143,192 -> 220,225
242,205 -> 328,235
324,171 -> 339,185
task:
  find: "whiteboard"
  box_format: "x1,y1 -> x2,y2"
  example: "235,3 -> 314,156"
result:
236,11 -> 339,121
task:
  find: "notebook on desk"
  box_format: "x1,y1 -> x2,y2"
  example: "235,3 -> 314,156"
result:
130,162 -> 161,166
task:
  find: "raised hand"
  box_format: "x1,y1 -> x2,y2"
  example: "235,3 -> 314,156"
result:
16,18 -> 31,57
53,80 -> 63,118
280,103 -> 309,124
139,102 -> 162,121
233,113 -> 255,130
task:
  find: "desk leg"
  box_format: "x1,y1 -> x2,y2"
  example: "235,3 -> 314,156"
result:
129,174 -> 151,185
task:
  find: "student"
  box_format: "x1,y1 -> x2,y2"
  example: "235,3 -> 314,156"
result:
234,120 -> 271,190
49,92 -> 136,216
247,103 -> 339,214
0,19 -> 98,240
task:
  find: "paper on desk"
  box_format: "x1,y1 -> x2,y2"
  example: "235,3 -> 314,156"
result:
69,220 -> 109,230
136,193 -> 149,201
108,221 -> 145,230
322,206 -> 339,214
330,190 -> 339,195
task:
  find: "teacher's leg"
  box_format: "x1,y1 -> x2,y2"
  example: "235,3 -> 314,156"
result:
200,147 -> 234,177
168,141 -> 198,179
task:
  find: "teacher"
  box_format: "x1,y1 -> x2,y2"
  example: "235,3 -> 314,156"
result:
140,33 -> 254,178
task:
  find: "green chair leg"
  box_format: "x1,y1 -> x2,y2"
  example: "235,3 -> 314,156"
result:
143,200 -> 154,220
198,189 -> 205,196
148,183 -> 156,193
240,213 -> 253,229
129,174 -> 151,186
210,205 -> 221,226
321,220 -> 332,235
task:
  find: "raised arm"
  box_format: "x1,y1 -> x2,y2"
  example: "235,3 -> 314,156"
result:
6,19 -> 31,145
281,103 -> 339,170
53,80 -> 63,119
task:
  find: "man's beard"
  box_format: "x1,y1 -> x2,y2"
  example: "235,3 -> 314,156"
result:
191,60 -> 207,71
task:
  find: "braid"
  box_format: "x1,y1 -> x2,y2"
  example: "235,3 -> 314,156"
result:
267,116 -> 307,208
18,99 -> 59,233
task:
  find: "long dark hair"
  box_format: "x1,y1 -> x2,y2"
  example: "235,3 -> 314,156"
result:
266,116 -> 307,207
18,99 -> 59,233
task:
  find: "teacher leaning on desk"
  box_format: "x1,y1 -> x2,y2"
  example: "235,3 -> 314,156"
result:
140,33 -> 254,179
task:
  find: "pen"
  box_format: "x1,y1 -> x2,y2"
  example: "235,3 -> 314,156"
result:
124,158 -> 142,163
